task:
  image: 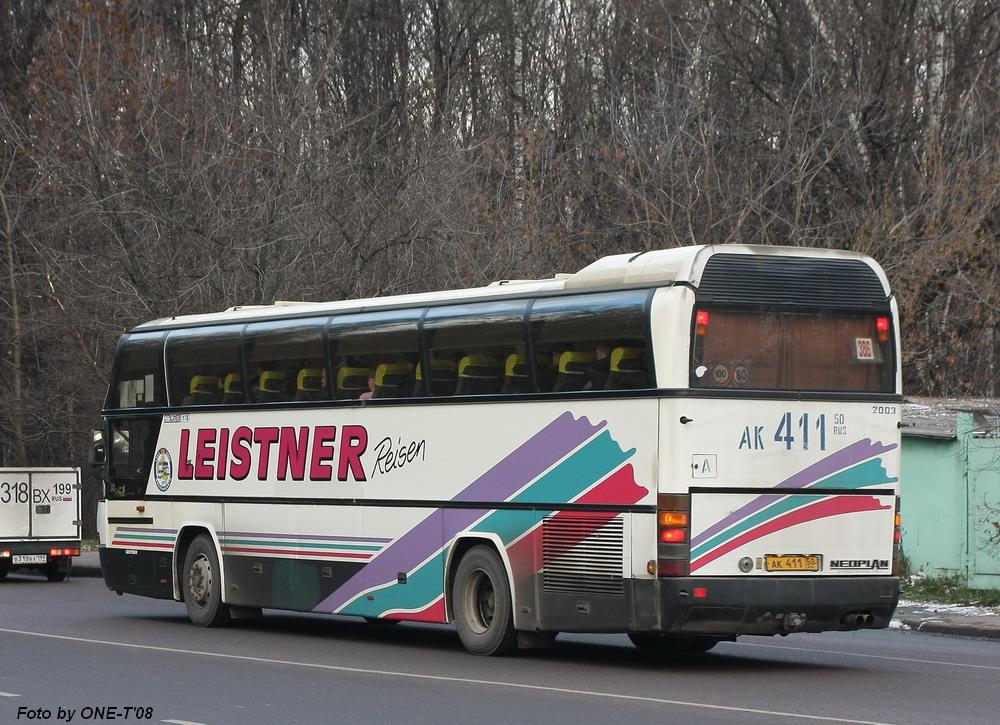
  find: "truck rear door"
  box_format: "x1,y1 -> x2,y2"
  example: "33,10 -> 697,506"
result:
29,469 -> 82,540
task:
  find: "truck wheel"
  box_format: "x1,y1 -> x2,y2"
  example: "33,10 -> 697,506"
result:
182,535 -> 231,627
45,562 -> 68,582
628,632 -> 720,655
452,546 -> 517,656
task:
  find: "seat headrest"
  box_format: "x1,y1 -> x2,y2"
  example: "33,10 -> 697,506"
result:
558,351 -> 595,374
297,367 -> 325,391
504,354 -> 546,378
610,347 -> 646,372
415,360 -> 456,381
259,370 -> 285,392
374,363 -> 412,386
190,375 -> 221,394
458,355 -> 501,379
337,366 -> 371,389
223,373 -> 242,394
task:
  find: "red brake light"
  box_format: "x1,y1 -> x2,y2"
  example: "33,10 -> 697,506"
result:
696,310 -> 710,326
876,317 -> 890,332
659,528 -> 687,543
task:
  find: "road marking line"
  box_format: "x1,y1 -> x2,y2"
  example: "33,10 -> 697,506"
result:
0,628 -> 890,725
731,641 -> 1000,671
162,720 -> 208,725
0,692 -> 21,697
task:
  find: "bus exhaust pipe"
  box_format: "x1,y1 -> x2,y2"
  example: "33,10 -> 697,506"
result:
842,612 -> 874,627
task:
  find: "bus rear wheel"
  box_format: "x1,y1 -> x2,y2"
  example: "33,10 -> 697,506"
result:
182,535 -> 231,627
628,632 -> 720,655
452,546 -> 517,656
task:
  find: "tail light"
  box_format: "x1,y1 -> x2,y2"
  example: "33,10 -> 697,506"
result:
891,498 -> 902,575
1,550 -> 11,558
49,548 -> 80,557
695,310 -> 710,337
656,493 -> 690,576
876,316 -> 891,343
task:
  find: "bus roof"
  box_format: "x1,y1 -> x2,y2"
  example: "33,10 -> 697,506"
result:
132,244 -> 886,332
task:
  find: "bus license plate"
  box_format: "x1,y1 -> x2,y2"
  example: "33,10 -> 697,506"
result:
765,555 -> 821,572
12,554 -> 48,565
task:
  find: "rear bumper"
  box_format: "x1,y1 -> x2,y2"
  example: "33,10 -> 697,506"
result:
0,540 -> 80,568
639,576 -> 900,636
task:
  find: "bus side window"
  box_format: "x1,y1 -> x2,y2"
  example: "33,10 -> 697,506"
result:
424,300 -> 529,397
328,309 -> 421,400
107,417 -> 161,498
244,318 -> 328,403
165,325 -> 243,407
106,332 -> 165,409
529,290 -> 652,393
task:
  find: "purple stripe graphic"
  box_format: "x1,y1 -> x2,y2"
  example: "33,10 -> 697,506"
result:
689,439 -> 896,547
115,527 -> 178,534
219,531 -> 392,543
312,412 -> 604,613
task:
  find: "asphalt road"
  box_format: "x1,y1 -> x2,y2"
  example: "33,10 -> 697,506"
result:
2,573 -> 999,725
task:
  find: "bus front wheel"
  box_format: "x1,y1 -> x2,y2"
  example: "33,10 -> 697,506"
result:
452,546 -> 517,656
182,535 -> 231,627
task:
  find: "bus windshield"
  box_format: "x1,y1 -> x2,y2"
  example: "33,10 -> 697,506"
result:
690,308 -> 895,393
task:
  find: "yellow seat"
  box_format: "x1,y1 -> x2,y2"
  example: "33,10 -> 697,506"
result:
336,366 -> 371,399
221,373 -> 244,404
414,360 -> 456,396
606,347 -> 647,390
183,375 -> 221,405
257,370 -> 287,402
554,351 -> 595,392
373,363 -> 413,398
295,367 -> 326,401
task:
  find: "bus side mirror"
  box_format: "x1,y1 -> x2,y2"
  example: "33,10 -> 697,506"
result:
89,429 -> 107,466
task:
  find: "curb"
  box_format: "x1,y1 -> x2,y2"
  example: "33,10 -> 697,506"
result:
899,617 -> 1000,641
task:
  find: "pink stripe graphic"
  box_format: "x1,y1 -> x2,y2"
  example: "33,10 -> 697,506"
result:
689,495 -> 891,572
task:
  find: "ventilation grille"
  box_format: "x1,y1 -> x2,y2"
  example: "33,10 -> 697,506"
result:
698,254 -> 889,308
542,515 -> 624,595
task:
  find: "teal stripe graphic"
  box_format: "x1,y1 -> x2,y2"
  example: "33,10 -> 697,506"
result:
339,551 -> 447,617
473,430 -> 632,543
340,429 -> 634,616
112,534 -> 174,542
220,538 -> 381,551
690,459 -> 898,559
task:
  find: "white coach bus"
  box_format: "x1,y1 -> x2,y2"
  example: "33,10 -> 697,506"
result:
94,245 -> 902,655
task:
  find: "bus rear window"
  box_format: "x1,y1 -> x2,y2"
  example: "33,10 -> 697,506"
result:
690,309 -> 895,393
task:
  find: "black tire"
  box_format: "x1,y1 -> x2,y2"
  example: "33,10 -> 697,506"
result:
0,566 -> 8,580
452,546 -> 517,656
628,632 -> 720,655
181,535 -> 231,627
45,563 -> 68,582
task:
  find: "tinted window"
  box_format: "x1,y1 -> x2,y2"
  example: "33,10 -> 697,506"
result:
244,319 -> 328,403
529,291 -> 652,392
107,418 -> 161,498
328,309 -> 421,399
107,332 -> 165,409
690,308 -> 895,393
425,300 -> 529,396
165,325 -> 243,406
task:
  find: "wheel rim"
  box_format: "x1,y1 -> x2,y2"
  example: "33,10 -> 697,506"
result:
463,568 -> 496,634
188,553 -> 213,607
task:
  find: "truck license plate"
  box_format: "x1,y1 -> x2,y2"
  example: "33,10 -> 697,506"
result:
764,554 -> 822,572
12,554 -> 48,565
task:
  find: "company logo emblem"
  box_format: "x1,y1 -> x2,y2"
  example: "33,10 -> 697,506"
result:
153,448 -> 173,491
829,558 -> 889,571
